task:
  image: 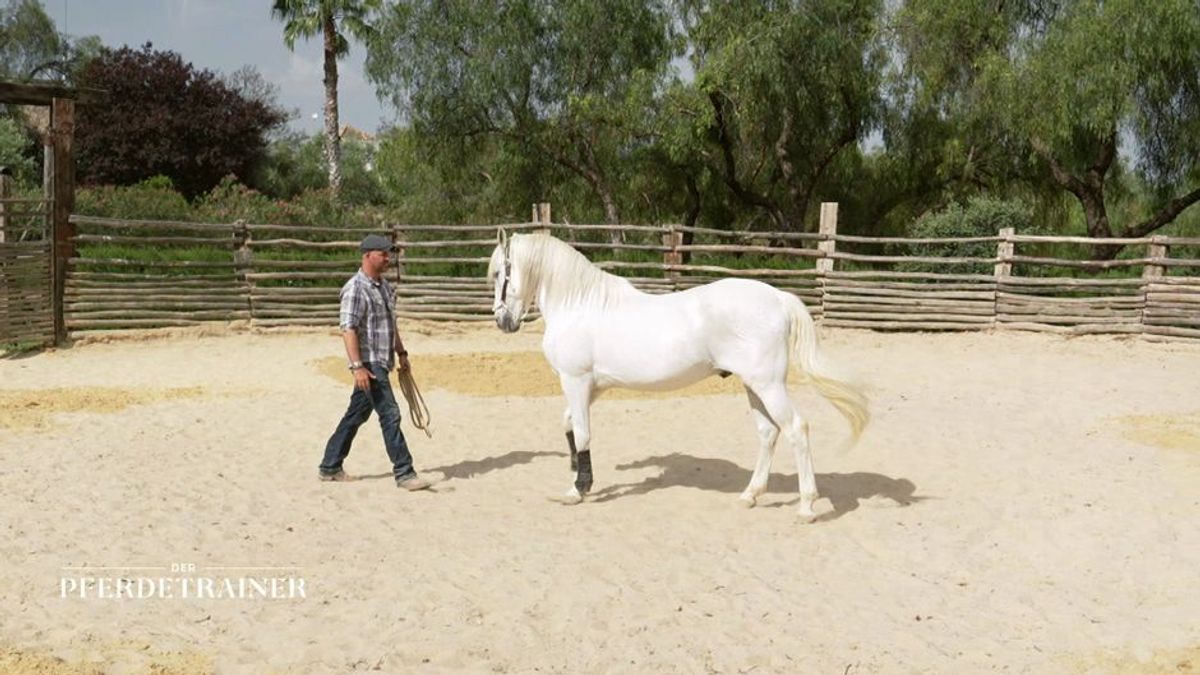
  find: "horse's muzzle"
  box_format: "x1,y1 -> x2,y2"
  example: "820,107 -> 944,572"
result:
494,310 -> 521,333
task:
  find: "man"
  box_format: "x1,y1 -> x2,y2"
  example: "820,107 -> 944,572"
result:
318,234 -> 430,491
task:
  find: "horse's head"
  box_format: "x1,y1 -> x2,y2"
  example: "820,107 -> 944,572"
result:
488,229 -> 527,332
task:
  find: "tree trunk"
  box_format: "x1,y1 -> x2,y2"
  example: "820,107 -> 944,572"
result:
1037,131 -> 1200,258
775,110 -> 808,231
1122,186 -> 1200,240
600,189 -> 622,246
680,174 -> 701,264
577,138 -> 622,246
322,12 -> 343,201
540,135 -> 624,247
708,92 -> 788,230
1032,134 -> 1120,259
1080,189 -> 1121,260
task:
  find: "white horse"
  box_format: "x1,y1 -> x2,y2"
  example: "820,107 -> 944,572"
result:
488,232 -> 868,521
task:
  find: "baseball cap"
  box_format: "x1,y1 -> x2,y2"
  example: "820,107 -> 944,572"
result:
360,234 -> 396,253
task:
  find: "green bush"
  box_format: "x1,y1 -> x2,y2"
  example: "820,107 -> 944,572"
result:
899,197 -> 1032,274
75,176 -> 193,221
193,175 -> 289,224
74,176 -> 396,228
0,116 -> 38,187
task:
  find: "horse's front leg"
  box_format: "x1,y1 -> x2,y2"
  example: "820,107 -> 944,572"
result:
555,375 -> 594,505
562,406 -> 578,471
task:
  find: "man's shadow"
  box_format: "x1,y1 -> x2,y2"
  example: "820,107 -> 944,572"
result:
359,450 -> 560,482
428,450 -> 561,480
590,453 -> 924,521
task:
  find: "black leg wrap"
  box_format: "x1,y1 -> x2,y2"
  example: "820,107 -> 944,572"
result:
574,450 -> 593,495
566,430 -> 578,471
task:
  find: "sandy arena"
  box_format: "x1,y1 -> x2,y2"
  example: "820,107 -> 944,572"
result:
1,321 -> 1198,674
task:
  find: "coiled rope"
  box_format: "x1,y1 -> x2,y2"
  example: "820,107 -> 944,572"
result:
396,365 -> 432,438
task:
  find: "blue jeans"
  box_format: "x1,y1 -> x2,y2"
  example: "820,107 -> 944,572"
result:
320,362 -> 415,481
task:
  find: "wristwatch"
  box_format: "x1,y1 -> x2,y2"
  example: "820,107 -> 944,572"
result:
348,361 -> 364,371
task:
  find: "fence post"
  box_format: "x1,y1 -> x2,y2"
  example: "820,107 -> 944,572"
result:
0,170 -> 8,336
0,169 -> 10,244
994,227 -> 1014,278
662,225 -> 683,285
816,202 -> 838,275
232,219 -> 253,324
536,202 -> 552,234
994,227 -> 1015,329
392,223 -> 407,283
1143,235 -> 1166,281
815,203 -> 838,316
50,97 -> 75,345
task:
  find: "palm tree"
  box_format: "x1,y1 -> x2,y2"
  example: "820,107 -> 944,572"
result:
271,0 -> 378,201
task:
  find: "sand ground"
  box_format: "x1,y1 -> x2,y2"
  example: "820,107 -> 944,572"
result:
1,321 -> 1198,674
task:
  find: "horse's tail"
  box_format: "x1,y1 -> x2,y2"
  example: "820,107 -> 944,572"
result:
779,290 -> 870,445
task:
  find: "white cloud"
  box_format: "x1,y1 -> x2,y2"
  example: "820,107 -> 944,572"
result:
282,51 -> 323,87
172,0 -> 233,29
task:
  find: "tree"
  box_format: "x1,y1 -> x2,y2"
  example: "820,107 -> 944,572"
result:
222,64 -> 297,126
662,0 -> 885,232
366,0 -> 675,234
373,124 -> 548,223
252,129 -> 383,205
897,0 -> 1200,255
74,44 -> 287,198
815,1 -> 1049,237
250,130 -> 328,200
0,0 -> 101,82
1,0 -> 61,80
272,0 -> 380,201
0,115 -> 38,185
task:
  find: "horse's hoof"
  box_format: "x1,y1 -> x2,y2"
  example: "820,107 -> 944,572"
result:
795,507 -> 818,524
549,488 -> 583,505
737,494 -> 756,509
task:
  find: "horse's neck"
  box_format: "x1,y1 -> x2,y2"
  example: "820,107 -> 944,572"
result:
531,250 -> 638,320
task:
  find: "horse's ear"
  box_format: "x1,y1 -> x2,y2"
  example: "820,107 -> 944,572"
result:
497,228 -> 509,253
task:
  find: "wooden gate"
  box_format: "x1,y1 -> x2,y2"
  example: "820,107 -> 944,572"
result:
0,81 -> 105,347
0,189 -> 54,346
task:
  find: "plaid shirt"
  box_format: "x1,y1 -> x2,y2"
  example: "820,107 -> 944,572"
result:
339,270 -> 397,369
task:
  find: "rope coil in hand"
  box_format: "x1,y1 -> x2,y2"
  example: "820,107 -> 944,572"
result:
396,365 -> 432,438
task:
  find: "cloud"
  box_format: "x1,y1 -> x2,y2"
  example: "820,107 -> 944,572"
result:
172,0 -> 233,28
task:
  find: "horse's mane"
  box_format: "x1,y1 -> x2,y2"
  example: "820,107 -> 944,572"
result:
505,233 -> 635,311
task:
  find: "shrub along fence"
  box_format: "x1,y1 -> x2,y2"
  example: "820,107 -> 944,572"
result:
64,203 -> 1200,340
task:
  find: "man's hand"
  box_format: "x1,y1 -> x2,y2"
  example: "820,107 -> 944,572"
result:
397,352 -> 411,373
353,366 -> 375,391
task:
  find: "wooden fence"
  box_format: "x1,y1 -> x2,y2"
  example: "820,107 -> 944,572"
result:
1,181 -> 54,345
64,203 -> 1200,340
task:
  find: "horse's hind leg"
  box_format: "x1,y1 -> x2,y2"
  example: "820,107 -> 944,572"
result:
739,386 -> 780,509
749,380 -> 820,522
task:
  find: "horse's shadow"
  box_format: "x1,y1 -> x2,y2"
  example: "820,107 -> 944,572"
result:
591,453 -> 924,521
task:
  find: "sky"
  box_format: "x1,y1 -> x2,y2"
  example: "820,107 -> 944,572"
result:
42,0 -> 392,135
